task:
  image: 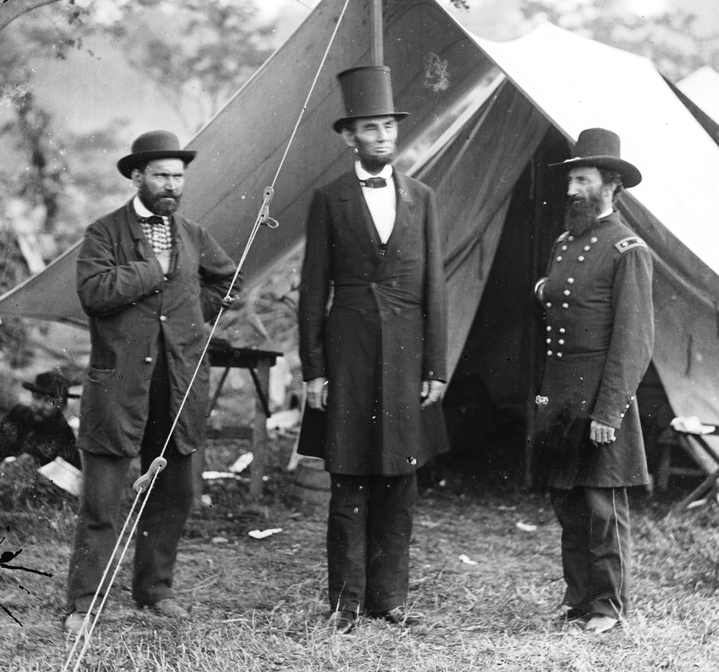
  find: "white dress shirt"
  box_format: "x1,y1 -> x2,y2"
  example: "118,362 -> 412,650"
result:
355,161 -> 396,244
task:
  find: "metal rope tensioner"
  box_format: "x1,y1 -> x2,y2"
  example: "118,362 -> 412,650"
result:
221,185 -> 278,310
133,456 -> 168,494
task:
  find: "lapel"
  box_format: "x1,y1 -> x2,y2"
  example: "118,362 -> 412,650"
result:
334,169 -> 416,259
387,171 -> 415,258
336,171 -> 381,252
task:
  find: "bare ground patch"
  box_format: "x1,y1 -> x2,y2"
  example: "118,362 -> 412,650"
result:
2,437 -> 719,671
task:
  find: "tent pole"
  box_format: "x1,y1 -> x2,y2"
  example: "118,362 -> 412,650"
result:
370,0 -> 384,65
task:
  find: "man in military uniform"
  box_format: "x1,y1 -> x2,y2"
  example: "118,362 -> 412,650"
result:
297,66 -> 449,634
532,128 -> 654,634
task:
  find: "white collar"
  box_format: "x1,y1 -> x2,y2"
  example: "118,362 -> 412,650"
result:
599,207 -> 613,219
133,195 -> 169,222
355,161 -> 393,182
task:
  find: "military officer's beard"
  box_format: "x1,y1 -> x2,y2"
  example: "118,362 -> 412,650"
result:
564,191 -> 604,237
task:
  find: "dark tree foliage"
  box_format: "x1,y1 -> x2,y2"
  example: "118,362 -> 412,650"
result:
0,231 -> 32,368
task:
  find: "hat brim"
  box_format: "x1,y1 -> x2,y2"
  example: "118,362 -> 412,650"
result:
548,155 -> 642,189
22,381 -> 80,399
333,112 -> 409,134
117,150 -> 197,179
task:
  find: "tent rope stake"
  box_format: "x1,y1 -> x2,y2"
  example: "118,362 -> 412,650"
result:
61,1 -> 351,669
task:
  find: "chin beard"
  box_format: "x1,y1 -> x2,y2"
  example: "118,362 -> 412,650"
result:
139,189 -> 182,216
359,152 -> 395,173
564,192 -> 604,236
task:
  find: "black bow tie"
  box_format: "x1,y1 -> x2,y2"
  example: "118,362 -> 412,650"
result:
137,215 -> 166,226
359,177 -> 387,189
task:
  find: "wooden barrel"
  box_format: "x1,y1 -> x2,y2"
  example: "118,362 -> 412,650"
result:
290,457 -> 331,511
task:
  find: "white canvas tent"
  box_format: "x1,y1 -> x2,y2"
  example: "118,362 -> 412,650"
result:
2,0 -> 719,479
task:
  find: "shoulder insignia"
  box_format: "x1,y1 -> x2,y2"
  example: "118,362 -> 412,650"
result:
614,236 -> 647,254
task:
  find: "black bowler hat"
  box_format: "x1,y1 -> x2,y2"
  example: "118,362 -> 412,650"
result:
333,65 -> 409,133
22,371 -> 79,400
549,128 -> 642,188
117,130 -> 197,179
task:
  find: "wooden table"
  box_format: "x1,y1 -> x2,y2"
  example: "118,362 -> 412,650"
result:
194,342 -> 283,501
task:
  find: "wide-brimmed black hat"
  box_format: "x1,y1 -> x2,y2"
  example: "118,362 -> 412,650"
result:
117,130 -> 197,179
333,65 -> 409,133
549,128 -> 642,188
22,371 -> 79,400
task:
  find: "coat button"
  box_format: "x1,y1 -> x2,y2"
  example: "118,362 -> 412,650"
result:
568,236 -> 575,241
546,302 -> 552,308
558,339 -> 565,345
547,350 -> 553,356
578,256 -> 585,262
557,352 -> 563,358
546,325 -> 552,331
563,290 -> 570,296
145,357 -> 153,363
546,338 -> 552,344
160,315 -> 167,322
562,303 -> 569,309
163,276 -> 169,281
583,245 -> 590,251
561,245 -> 568,251
567,278 -> 575,284
591,237 -> 598,243
556,256 -> 562,262
370,282 -> 377,289
559,328 -> 566,333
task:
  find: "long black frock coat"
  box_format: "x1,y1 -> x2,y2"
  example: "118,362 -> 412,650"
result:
297,169 -> 449,476
531,212 -> 654,489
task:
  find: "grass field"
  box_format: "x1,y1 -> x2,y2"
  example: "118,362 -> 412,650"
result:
2,436 -> 719,671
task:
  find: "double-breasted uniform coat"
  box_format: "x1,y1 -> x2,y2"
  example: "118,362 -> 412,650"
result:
531,210 -> 654,619
297,170 -> 449,474
532,211 -> 654,488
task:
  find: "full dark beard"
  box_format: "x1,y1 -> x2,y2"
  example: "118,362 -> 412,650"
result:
138,185 -> 182,216
564,191 -> 604,236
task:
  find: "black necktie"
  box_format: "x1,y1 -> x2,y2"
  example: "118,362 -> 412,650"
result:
359,177 -> 387,189
137,215 -> 165,226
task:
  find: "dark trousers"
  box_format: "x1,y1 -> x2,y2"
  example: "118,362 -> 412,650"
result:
551,486 -> 631,618
327,472 -> 417,614
67,347 -> 194,613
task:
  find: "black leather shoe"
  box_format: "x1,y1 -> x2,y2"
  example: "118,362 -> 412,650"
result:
554,605 -> 588,623
369,606 -> 423,626
330,609 -> 357,634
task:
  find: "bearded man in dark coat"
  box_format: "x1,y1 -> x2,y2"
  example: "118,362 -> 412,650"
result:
65,131 -> 236,635
532,128 -> 654,634
297,66 -> 449,634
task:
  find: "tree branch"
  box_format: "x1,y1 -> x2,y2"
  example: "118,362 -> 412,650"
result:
0,0 -> 61,33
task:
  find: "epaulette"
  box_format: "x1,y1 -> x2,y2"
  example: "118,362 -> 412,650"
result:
615,236 -> 647,254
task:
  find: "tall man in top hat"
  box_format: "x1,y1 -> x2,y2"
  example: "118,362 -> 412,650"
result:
532,128 -> 654,634
65,131 -> 236,634
297,66 -> 449,634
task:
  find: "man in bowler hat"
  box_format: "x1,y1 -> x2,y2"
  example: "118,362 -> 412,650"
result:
532,128 -> 654,633
65,131 -> 236,634
0,370 -> 80,469
297,66 -> 449,633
